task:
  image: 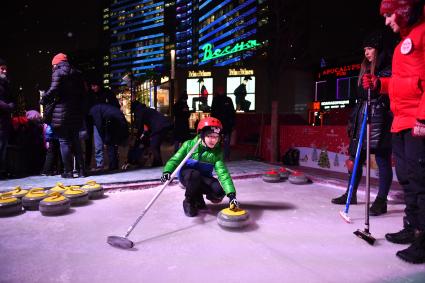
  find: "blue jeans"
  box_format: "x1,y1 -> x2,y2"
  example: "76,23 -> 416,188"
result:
55,128 -> 83,174
93,126 -> 104,168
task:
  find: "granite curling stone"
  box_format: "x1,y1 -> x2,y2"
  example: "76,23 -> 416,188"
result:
7,186 -> 29,199
262,169 -> 281,183
0,192 -> 23,216
63,186 -> 89,205
48,182 -> 68,194
39,192 -> 71,215
288,171 -> 309,185
81,180 -> 104,199
217,207 -> 250,229
279,167 -> 290,180
22,188 -> 48,210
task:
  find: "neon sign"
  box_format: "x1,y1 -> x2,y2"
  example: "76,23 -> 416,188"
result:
201,40 -> 261,62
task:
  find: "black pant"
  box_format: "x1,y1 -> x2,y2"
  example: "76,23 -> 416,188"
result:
42,139 -> 62,174
392,130 -> 425,231
348,147 -> 393,199
180,168 -> 225,201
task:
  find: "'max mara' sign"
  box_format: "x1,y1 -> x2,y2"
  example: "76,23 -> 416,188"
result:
201,40 -> 261,62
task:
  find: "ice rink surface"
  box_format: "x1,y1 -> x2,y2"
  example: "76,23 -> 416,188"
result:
1,177 -> 425,283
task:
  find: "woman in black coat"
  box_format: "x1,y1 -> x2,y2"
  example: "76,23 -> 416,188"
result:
331,32 -> 393,216
41,53 -> 86,178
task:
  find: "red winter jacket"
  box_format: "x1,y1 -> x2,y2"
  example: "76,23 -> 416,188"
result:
380,21 -> 425,133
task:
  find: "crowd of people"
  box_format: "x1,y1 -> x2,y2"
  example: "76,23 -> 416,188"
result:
0,53 -> 237,180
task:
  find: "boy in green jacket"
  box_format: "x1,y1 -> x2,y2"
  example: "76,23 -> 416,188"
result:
160,117 -> 239,217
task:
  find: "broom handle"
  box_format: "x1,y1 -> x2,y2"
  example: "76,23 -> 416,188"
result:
124,138 -> 202,238
365,88 -> 371,232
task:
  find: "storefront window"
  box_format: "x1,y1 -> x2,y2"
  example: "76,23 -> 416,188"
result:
186,77 -> 213,111
227,76 -> 255,112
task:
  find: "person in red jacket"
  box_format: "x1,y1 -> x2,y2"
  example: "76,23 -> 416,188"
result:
363,0 -> 425,264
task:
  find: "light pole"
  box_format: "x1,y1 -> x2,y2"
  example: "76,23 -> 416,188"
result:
170,49 -> 175,117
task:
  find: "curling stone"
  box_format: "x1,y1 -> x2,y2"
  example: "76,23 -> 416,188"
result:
81,180 -> 104,199
0,192 -> 23,216
39,192 -> 71,215
63,186 -> 89,205
288,171 -> 309,185
8,186 -> 29,199
279,167 -> 290,180
262,169 -> 281,183
22,188 -> 48,210
217,207 -> 250,229
48,182 -> 68,194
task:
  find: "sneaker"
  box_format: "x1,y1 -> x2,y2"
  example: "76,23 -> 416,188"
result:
78,170 -> 88,178
385,228 -> 415,244
369,197 -> 387,216
331,193 -> 357,205
396,232 -> 425,264
183,198 -> 198,217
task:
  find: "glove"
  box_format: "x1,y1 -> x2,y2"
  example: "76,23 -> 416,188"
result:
361,74 -> 380,91
160,172 -> 171,183
412,120 -> 425,137
227,193 -> 240,210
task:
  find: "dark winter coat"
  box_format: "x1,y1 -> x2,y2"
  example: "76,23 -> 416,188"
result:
348,67 -> 393,157
87,88 -> 120,110
41,61 -> 85,131
132,102 -> 173,137
0,76 -> 14,137
173,98 -> 190,141
89,104 -> 129,146
211,94 -> 236,134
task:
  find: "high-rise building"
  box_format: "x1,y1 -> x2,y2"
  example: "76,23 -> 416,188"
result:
105,0 -> 175,87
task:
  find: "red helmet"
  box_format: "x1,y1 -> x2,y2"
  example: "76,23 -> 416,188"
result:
197,117 -> 223,133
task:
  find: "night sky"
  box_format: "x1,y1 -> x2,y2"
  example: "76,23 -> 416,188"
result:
0,0 -> 392,110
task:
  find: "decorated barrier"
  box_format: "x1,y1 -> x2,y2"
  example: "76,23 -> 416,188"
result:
260,125 -> 396,180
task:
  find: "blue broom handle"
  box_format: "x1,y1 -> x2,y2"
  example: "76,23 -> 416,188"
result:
344,103 -> 367,213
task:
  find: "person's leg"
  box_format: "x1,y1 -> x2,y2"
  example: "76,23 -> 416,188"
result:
70,130 -> 86,177
332,150 -> 365,204
394,131 -> 425,263
201,175 -> 226,203
85,126 -> 93,169
41,142 -> 55,175
223,132 -> 231,160
0,135 -> 9,178
107,145 -> 119,170
370,147 -> 393,216
180,168 -> 203,216
56,129 -> 73,178
386,132 -> 416,243
93,126 -> 104,169
150,130 -> 167,167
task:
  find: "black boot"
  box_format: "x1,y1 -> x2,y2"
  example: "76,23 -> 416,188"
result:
385,217 -> 416,244
194,194 -> 207,210
183,198 -> 198,217
396,230 -> 425,264
369,196 -> 387,216
331,192 -> 357,205
61,172 -> 74,178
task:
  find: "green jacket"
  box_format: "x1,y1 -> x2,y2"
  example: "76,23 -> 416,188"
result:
163,136 -> 236,195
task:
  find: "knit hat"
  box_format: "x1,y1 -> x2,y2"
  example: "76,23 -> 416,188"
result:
0,58 -> 6,66
380,0 -> 420,27
52,53 -> 68,65
362,31 -> 383,50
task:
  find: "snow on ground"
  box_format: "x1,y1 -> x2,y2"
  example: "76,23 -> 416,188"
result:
1,177 -> 424,283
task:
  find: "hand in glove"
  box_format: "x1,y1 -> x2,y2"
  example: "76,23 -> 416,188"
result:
361,74 -> 380,91
160,172 -> 171,183
412,120 -> 425,137
227,193 -> 240,210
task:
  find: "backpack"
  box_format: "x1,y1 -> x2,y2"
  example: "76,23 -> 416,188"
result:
282,148 -> 300,166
